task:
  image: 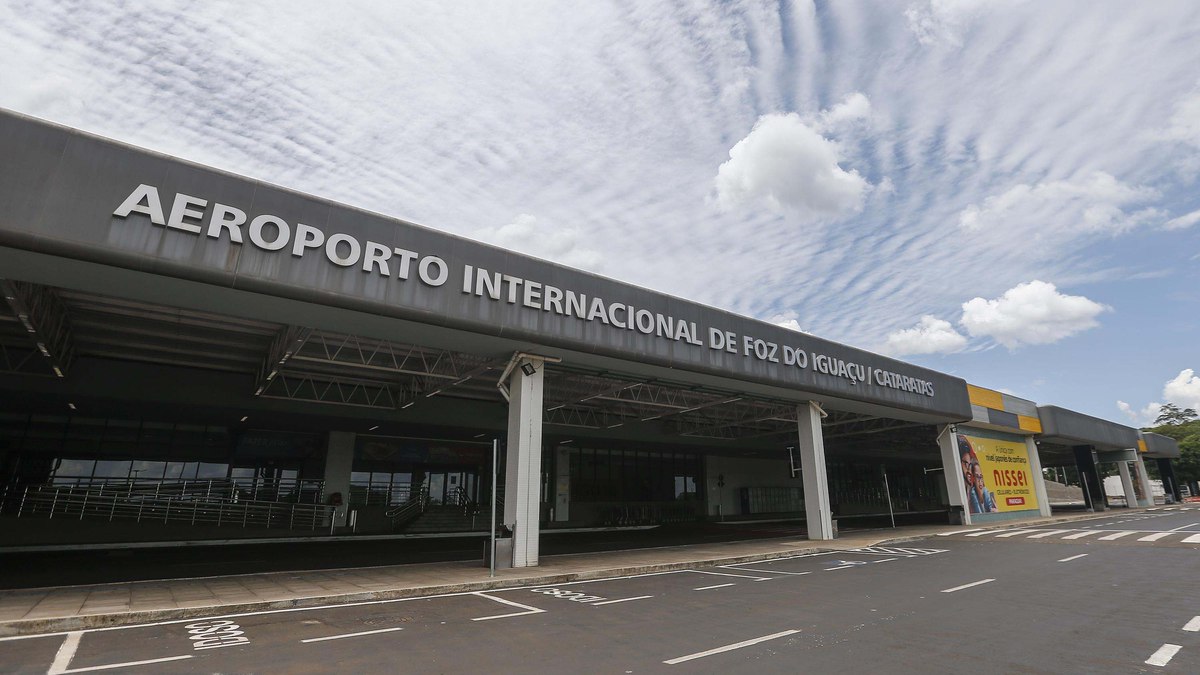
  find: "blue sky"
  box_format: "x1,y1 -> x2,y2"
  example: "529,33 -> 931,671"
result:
2,1 -> 1198,424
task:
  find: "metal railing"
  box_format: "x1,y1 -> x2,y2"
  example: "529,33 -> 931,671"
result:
349,480 -> 412,507
14,484 -> 336,531
38,476 -> 325,504
385,484 -> 430,529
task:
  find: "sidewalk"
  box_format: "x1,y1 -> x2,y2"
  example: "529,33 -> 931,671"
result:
0,511 -> 1110,636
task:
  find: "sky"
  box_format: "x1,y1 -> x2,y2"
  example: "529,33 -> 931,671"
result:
1,0 -> 1198,426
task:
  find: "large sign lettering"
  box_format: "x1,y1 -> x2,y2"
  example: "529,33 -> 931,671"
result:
114,184 -> 938,398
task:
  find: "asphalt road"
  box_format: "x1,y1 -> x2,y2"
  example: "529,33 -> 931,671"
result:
3,509 -> 1198,673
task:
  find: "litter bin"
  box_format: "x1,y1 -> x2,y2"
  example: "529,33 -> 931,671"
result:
483,526 -> 514,569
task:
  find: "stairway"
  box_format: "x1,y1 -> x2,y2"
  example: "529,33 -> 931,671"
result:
402,505 -> 486,533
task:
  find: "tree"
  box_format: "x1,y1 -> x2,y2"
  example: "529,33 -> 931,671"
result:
1154,403 -> 1198,426
1146,417 -> 1200,487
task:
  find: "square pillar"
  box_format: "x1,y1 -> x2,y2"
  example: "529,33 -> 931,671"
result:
1024,437 -> 1052,518
504,357 -> 545,567
1157,459 -> 1181,503
937,425 -> 971,525
1133,454 -> 1155,506
797,402 -> 834,540
324,431 -> 356,527
1117,461 -> 1138,509
1073,445 -> 1107,511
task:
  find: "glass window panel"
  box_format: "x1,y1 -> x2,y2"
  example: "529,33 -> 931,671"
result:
130,460 -> 166,480
93,460 -> 132,478
164,462 -> 186,480
54,458 -> 95,480
197,462 -> 228,479
350,471 -> 371,483
180,462 -> 200,479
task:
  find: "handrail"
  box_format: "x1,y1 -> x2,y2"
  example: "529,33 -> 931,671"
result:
386,484 -> 430,529
31,477 -> 326,504
15,484 -> 336,531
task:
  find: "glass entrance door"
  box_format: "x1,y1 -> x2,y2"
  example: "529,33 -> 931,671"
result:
427,470 -> 478,505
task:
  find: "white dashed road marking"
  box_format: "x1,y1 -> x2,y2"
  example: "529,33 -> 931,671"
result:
995,530 -> 1038,538
1145,644 -> 1181,667
1183,616 -> 1200,632
941,579 -> 995,593
1062,531 -> 1099,540
1027,529 -> 1071,539
663,629 -> 800,665
591,596 -> 654,606
301,627 -> 404,643
1182,534 -> 1200,544
1057,554 -> 1089,563
694,584 -> 735,591
1138,532 -> 1173,542
1098,531 -> 1136,541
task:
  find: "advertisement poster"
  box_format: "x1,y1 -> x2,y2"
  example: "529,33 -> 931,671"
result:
957,433 -> 1039,514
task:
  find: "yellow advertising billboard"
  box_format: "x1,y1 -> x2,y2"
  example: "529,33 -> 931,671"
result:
957,433 -> 1039,514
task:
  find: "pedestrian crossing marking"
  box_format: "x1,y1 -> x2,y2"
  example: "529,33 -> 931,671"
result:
1097,531 -> 1136,541
1139,532 -> 1172,542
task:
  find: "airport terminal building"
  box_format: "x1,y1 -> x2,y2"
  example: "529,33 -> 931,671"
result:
0,110 -> 1183,567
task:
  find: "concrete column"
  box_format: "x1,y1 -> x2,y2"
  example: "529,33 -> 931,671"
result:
1117,461 -> 1137,509
937,425 -> 971,525
504,357 -> 545,567
797,402 -> 834,540
553,446 -> 570,522
1024,437 -> 1052,518
1073,445 -> 1106,511
1157,459 -> 1181,503
324,431 -> 356,527
1134,455 -> 1155,506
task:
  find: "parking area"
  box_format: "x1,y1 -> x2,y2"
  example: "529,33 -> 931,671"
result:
936,506 -> 1200,548
3,531 -> 1198,673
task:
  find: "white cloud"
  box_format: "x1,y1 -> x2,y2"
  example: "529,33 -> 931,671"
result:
477,214 -> 604,272
1117,400 -> 1161,426
1158,90 -> 1200,151
816,92 -> 872,133
1164,208 -> 1200,231
904,0 -> 1030,47
715,112 -> 869,219
1163,368 -> 1200,411
959,280 -> 1109,348
1117,368 -> 1200,426
959,172 -> 1160,236
766,311 -> 808,333
881,315 -> 967,356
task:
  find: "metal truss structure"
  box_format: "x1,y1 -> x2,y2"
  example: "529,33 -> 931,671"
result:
2,280 -> 940,451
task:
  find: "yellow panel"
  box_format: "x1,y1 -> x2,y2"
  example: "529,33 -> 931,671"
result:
1138,439 -> 1148,453
1017,415 -> 1043,434
968,385 -> 1005,411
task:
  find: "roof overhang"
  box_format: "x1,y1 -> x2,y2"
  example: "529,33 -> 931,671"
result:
1035,405 -> 1138,452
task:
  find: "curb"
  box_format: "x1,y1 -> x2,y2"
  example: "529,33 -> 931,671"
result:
0,509 -> 1130,636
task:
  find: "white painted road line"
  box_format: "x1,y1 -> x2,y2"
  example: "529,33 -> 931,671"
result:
1057,554 -> 1089,563
687,569 -> 771,581
1183,616 -> 1200,632
1062,531 -> 1099,540
938,528 -> 985,536
941,579 -> 995,593
872,558 -> 898,563
1026,529 -> 1071,539
694,583 -> 736,591
1182,534 -> 1200,544
55,655 -> 194,673
591,595 -> 654,606
663,629 -> 800,665
471,592 -> 546,621
48,632 -> 83,675
1168,522 -> 1200,532
1098,531 -> 1137,541
1145,643 -> 1181,667
826,565 -> 856,571
995,529 -> 1039,538
723,566 -> 812,576
964,531 -> 994,537
301,627 -> 404,643
1138,532 -> 1173,542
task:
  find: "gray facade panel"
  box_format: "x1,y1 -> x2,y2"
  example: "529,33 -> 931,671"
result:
0,110 -> 972,419
1141,432 -> 1181,459
1037,405 -> 1139,450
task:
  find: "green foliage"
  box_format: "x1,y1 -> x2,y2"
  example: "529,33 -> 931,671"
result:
1154,403 -> 1198,426
1146,418 -> 1200,485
